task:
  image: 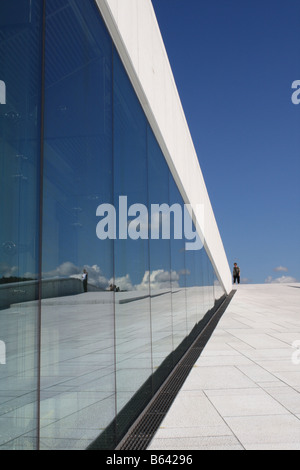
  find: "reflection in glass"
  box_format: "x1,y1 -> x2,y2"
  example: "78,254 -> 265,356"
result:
169,177 -> 187,353
206,252 -> 215,311
0,0 -> 44,450
147,128 -> 173,384
41,0 -> 115,450
194,244 -> 206,323
214,273 -> 225,304
0,0 -> 227,450
185,220 -> 201,333
113,50 -> 152,422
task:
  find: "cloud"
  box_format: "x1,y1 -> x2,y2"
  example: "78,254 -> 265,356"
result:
265,275 -> 298,284
41,262 -> 110,290
49,261 -> 80,278
110,274 -> 133,292
134,269 -> 181,291
0,263 -> 18,278
29,261 -> 187,292
0,258 -> 190,294
273,266 -> 288,272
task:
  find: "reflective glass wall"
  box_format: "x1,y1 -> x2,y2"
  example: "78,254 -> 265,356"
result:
0,0 -> 226,450
0,0 -> 44,450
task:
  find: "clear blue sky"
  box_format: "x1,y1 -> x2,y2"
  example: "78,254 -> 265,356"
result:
152,0 -> 300,285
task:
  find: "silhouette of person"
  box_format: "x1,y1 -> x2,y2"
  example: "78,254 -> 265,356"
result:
82,269 -> 88,292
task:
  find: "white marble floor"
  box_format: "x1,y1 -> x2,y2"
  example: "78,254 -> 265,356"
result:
148,283 -> 300,450
0,287 -> 214,449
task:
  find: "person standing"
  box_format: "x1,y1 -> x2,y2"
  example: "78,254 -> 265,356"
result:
233,263 -> 240,284
82,269 -> 88,292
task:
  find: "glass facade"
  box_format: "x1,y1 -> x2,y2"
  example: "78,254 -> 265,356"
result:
0,0 -> 226,450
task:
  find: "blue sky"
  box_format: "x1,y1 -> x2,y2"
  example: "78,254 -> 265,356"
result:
152,0 -> 300,284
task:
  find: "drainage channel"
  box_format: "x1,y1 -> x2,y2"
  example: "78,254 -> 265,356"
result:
116,290 -> 236,451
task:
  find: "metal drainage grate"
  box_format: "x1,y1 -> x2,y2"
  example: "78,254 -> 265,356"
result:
116,290 -> 236,450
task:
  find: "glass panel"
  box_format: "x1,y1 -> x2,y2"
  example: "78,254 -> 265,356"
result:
207,253 -> 215,310
185,219 -> 201,334
147,127 -> 173,387
203,251 -> 214,313
169,177 -> 187,354
194,242 -> 206,323
0,0 -> 44,450
0,0 -> 228,451
41,0 -> 115,450
214,273 -> 225,304
113,50 -> 152,426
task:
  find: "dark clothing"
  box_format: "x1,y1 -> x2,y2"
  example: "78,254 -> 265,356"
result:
82,272 -> 88,292
233,266 -> 240,284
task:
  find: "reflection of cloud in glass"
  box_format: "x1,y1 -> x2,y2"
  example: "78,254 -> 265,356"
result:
111,269 -> 183,291
0,263 -> 18,278
45,261 -> 80,278
23,262 -> 109,290
31,261 -> 187,292
111,274 -> 133,291
45,262 -> 109,290
134,269 -> 180,291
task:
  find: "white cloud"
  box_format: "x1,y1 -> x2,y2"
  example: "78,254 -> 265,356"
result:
110,274 -> 133,292
0,263 -> 18,278
273,266 -> 288,272
42,262 -> 110,290
28,260 -> 188,292
265,275 -> 298,284
53,261 -> 80,278
134,269 -> 180,291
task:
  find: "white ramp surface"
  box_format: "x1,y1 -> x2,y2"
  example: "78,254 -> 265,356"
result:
148,284 -> 300,450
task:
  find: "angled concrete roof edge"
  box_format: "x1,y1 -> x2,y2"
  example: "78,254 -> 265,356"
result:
95,0 -> 232,294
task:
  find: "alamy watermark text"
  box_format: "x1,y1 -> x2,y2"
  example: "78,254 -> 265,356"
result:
96,196 -> 204,251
